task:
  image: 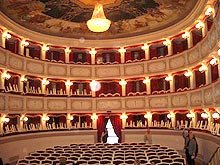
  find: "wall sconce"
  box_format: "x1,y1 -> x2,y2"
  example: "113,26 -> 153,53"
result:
91,113 -> 98,120
205,7 -> 214,16
42,78 -> 50,85
195,21 -> 204,29
144,112 -> 152,119
212,112 -> 220,119
120,113 -> 128,120
20,76 -> 27,82
69,116 -> 73,121
65,80 -> 73,86
210,58 -> 217,65
184,70 -> 193,77
165,75 -> 173,81
141,43 -> 149,50
42,116 -> 50,121
65,47 -> 71,53
199,64 -> 207,72
42,45 -> 49,51
143,77 -> 150,84
21,40 -> 29,47
90,80 -> 101,92
89,48 -> 97,55
201,112 -> 209,119
119,79 -> 127,86
182,31 -> 190,39
118,47 -> 126,53
167,113 -> 175,119
2,72 -> 11,80
218,49 -> 220,56
2,32 -> 11,39
163,39 -> 171,46
2,117 -> 10,123
186,113 -> 194,119
23,117 -> 28,122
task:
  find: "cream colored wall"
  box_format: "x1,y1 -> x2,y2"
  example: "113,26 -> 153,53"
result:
0,79 -> 220,113
0,130 -> 97,164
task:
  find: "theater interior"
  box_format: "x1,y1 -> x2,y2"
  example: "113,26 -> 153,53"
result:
0,0 -> 220,165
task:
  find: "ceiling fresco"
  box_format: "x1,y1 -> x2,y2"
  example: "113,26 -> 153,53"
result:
0,0 -> 197,39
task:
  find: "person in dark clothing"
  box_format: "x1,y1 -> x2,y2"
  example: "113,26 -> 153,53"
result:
101,128 -> 108,143
0,158 -> 3,165
183,129 -> 197,165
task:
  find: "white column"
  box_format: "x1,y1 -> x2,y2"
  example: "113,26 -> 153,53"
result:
119,47 -> 126,63
145,112 -> 152,127
188,31 -> 193,48
206,64 -> 212,84
18,77 -> 23,92
120,52 -> 125,63
119,79 -> 127,96
65,48 -> 70,63
0,72 -> 4,90
169,76 -> 174,92
1,35 -> 6,48
170,112 -> 176,128
91,113 -> 98,129
143,78 -> 151,94
141,44 -> 150,60
41,45 -> 48,60
65,84 -> 71,96
42,81 -> 46,94
167,40 -> 173,56
66,113 -> 72,129
89,48 -> 96,64
41,114 -> 48,130
0,114 -> 6,134
120,113 -> 127,129
192,111 -> 197,128
190,71 -> 196,89
202,21 -> 208,38
122,85 -> 126,96
18,40 -> 23,55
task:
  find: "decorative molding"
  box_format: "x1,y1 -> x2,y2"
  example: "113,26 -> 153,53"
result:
95,66 -> 121,78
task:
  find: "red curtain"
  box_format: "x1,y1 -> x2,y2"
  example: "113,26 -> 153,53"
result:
172,39 -> 187,54
195,70 -> 206,87
59,51 -> 65,62
192,29 -> 203,46
211,64 -> 219,82
5,39 -> 15,53
86,116 -> 92,127
69,52 -> 74,62
152,114 -> 160,122
149,46 -> 157,59
97,116 -> 106,142
125,51 -> 131,62
151,78 -> 159,93
86,53 -> 91,64
115,52 -> 120,63
110,115 -> 122,143
206,16 -> 213,31
126,81 -> 133,95
174,74 -> 189,91
115,82 -> 121,95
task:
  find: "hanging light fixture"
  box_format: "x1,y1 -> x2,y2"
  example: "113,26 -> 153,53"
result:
87,3 -> 111,33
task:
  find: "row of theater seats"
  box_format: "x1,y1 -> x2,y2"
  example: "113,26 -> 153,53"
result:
17,143 -> 185,165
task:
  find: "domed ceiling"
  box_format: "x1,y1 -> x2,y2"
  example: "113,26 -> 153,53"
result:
0,0 -> 197,40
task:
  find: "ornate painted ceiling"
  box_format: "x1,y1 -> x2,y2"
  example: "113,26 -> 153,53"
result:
0,0 -> 197,39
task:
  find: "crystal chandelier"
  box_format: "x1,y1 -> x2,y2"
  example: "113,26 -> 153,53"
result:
87,3 -> 111,33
